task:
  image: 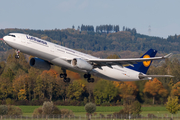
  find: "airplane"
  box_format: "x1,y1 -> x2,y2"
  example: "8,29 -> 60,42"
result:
2,33 -> 173,83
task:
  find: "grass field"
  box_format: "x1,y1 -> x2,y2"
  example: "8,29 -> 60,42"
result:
18,105 -> 168,113
18,105 -> 180,117
4,106 -> 180,120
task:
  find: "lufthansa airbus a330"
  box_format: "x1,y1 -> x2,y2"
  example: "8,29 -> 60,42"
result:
3,33 -> 173,83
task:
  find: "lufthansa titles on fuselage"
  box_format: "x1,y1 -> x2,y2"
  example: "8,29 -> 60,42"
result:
26,35 -> 48,46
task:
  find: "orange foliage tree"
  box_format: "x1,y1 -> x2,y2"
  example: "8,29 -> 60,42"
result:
114,81 -> 138,104
66,70 -> 81,80
143,78 -> 168,104
33,69 -> 58,101
171,81 -> 180,97
41,69 -> 58,101
13,74 -> 28,100
18,89 -> 26,100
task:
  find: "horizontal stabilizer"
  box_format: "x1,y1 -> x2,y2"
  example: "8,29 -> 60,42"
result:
164,53 -> 173,58
139,75 -> 174,78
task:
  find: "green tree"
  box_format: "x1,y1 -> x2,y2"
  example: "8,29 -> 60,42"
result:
42,101 -> 54,120
0,105 -> 8,120
27,67 -> 42,101
0,77 -> 13,99
42,101 -> 54,115
131,101 -> 142,115
85,102 -> 96,120
67,80 -> 85,100
34,75 -> 47,100
166,96 -> 180,119
94,80 -> 118,105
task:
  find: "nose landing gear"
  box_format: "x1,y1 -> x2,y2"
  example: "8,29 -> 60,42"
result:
15,50 -> 20,59
84,73 -> 94,83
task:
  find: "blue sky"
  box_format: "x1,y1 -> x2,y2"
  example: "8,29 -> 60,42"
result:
0,0 -> 180,38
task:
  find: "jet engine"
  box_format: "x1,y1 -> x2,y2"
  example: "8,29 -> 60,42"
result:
71,58 -> 93,71
29,58 -> 51,70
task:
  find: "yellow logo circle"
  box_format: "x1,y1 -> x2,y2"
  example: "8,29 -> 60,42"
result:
143,55 -> 151,67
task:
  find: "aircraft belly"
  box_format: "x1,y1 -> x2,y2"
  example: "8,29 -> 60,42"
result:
93,66 -> 140,81
6,41 -> 88,73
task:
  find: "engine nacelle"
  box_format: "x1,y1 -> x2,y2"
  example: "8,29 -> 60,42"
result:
29,58 -> 51,70
71,58 -> 93,71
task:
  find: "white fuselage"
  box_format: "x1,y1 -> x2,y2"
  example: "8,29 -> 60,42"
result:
3,33 -> 143,81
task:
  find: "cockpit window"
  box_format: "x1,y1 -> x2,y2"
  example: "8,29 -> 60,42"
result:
8,34 -> 16,37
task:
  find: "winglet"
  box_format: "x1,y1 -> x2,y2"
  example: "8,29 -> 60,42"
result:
164,53 -> 173,58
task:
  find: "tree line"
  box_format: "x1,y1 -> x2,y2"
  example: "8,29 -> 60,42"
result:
76,24 -> 133,33
0,51 -> 179,106
0,28 -> 180,54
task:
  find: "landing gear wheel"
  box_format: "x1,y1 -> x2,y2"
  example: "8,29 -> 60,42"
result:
84,74 -> 91,78
63,78 -> 67,82
85,73 -> 94,83
60,73 -> 67,78
91,78 -> 94,82
66,78 -> 70,82
84,74 -> 88,78
60,69 -> 70,83
87,78 -> 94,83
63,78 -> 70,83
15,55 -> 20,59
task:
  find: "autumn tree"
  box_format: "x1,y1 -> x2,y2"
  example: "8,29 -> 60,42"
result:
107,54 -> 120,59
66,70 -> 81,80
6,53 -> 29,75
18,89 -> 26,100
143,78 -> 168,104
33,75 -> 47,100
67,80 -> 85,100
0,77 -> 13,99
85,80 -> 96,102
114,81 -> 138,104
27,67 -> 42,101
33,69 -> 58,101
166,96 -> 180,119
171,81 -> 180,97
55,77 -> 69,101
12,74 -> 28,100
41,70 -> 58,101
94,80 -> 118,105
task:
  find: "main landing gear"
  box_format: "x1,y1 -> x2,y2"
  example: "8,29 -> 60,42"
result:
15,50 -> 20,59
84,73 -> 94,83
60,69 -> 70,83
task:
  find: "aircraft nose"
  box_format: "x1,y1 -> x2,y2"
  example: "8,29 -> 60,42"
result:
3,36 -> 6,41
3,36 -> 7,41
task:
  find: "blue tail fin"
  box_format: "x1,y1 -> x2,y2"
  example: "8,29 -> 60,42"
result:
126,49 -> 157,74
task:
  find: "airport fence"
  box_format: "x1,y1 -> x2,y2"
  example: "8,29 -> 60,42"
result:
0,114 -> 179,120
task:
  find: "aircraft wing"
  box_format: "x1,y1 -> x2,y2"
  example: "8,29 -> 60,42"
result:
87,53 -> 172,67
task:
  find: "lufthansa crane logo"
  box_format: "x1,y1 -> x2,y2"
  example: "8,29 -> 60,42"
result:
143,55 -> 151,67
